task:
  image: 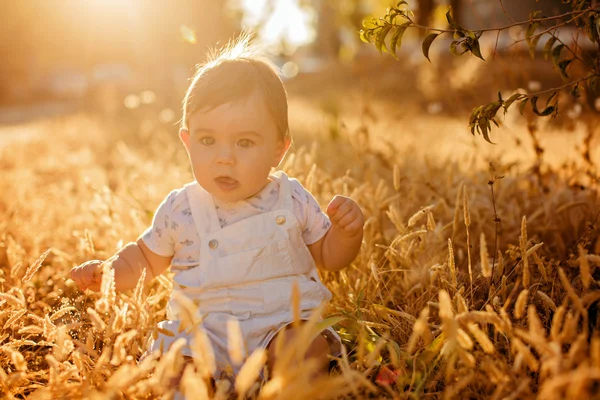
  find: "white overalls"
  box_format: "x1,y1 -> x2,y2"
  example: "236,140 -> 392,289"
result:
147,172 -> 341,374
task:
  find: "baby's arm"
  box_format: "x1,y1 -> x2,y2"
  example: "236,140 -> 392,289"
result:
308,195 -> 364,271
70,238 -> 171,292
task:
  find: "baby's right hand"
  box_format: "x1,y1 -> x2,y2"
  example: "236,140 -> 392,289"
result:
70,260 -> 103,292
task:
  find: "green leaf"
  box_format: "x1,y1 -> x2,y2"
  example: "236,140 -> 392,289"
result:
519,98 -> 529,115
531,96 -> 556,116
376,25 -> 393,53
469,38 -> 485,60
552,44 -> 565,67
482,101 -> 502,118
543,36 -> 557,60
546,91 -> 558,108
503,93 -> 524,112
397,0 -> 408,7
390,22 -> 412,57
446,7 -> 462,31
558,59 -> 573,80
422,33 -> 440,62
450,40 -> 460,56
571,84 -> 581,98
359,29 -> 370,43
528,33 -> 542,59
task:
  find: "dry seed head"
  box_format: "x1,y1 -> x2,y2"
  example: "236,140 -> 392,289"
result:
439,290 -> 454,319
22,248 -> 52,283
426,210 -> 436,231
512,337 -> 539,372
50,307 -> 77,322
457,328 -> 474,350
520,216 -> 530,288
447,239 -> 457,287
527,305 -> 545,338
558,267 -> 584,312
235,349 -> 266,396
462,186 -> 471,227
592,336 -> 600,368
536,290 -> 557,312
532,252 -> 548,282
181,364 -> 210,400
133,268 -> 146,304
191,329 -> 216,378
550,305 -> 566,340
407,206 -> 432,228
467,323 -> 495,354
227,318 -> 245,365
456,292 -> 468,314
87,307 -> 106,332
578,245 -> 591,290
480,233 -> 491,278
393,163 -> 401,191
514,289 -> 529,319
3,309 -> 27,330
6,348 -> 27,372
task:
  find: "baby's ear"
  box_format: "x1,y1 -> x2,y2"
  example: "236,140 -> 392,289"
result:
179,129 -> 190,150
274,137 -> 291,166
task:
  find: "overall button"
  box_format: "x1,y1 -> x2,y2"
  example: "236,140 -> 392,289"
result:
209,239 -> 219,249
276,215 -> 286,225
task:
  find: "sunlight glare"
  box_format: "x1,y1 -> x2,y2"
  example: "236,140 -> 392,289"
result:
240,0 -> 315,51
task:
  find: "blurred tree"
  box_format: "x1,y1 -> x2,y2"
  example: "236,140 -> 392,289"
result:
359,0 -> 600,143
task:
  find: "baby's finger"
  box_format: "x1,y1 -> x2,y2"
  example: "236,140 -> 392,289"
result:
336,209 -> 360,229
326,196 -> 347,217
329,200 -> 353,223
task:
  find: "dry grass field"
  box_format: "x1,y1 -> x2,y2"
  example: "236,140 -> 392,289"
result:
1,60 -> 600,399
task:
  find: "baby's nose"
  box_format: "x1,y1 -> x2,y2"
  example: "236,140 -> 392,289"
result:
215,145 -> 236,164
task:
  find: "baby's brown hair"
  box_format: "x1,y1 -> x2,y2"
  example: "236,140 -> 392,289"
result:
181,33 -> 290,140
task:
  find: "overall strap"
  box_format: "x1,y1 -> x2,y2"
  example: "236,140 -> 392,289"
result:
183,182 -> 222,237
272,170 -> 293,211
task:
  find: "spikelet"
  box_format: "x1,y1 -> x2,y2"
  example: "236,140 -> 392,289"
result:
133,268 -> 146,305
235,349 -> 266,397
463,186 -> 473,290
527,305 -> 545,338
5,348 -> 27,372
54,325 -> 74,362
456,328 -> 474,350
190,329 -> 216,378
550,305 -> 566,340
480,233 -> 491,278
84,229 -> 95,254
227,318 -> 245,366
532,252 -> 548,282
447,239 -> 457,287
455,292 -> 469,314
111,303 -> 128,333
110,329 -> 138,366
407,307 -> 430,354
96,262 -> 115,314
592,336 -> 600,368
512,337 -> 539,372
393,164 -> 401,191
520,216 -> 530,288
180,364 -> 210,400
50,306 -> 77,322
451,182 -> 464,240
514,289 -> 529,319
426,209 -> 436,231
22,248 -> 52,283
3,309 -> 27,330
536,291 -> 557,312
439,290 -> 454,319
467,323 -> 495,354
558,267 -> 584,312
443,370 -> 474,400
87,307 -> 106,332
578,245 -> 591,290
407,206 -> 432,228
292,280 -> 301,327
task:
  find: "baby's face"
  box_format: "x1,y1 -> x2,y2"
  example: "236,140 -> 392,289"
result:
180,92 -> 290,202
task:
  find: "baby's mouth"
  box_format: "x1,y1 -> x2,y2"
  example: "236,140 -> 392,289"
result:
215,176 -> 239,191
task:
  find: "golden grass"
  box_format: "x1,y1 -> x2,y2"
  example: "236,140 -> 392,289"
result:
0,105 -> 599,400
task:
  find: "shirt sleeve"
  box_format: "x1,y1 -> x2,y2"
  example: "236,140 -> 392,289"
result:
290,180 -> 332,245
141,190 -> 178,257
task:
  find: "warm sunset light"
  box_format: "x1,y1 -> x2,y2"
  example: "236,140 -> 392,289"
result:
2,1 -> 599,399
239,0 -> 315,51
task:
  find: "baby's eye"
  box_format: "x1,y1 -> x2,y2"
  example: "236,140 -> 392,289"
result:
200,137 -> 215,146
237,139 -> 253,148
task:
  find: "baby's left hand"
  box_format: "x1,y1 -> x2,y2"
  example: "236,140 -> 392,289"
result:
326,195 -> 364,238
